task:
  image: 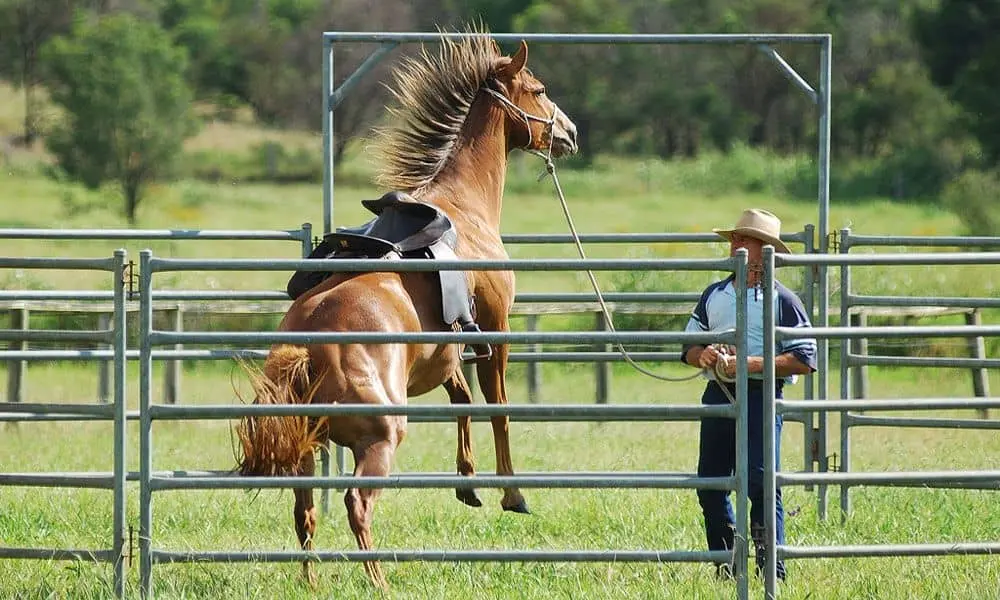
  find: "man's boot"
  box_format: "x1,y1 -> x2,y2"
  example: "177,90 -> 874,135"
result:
752,524 -> 786,581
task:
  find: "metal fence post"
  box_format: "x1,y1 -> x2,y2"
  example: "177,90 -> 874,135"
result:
6,306 -> 28,404
801,224 -> 818,493
98,312 -> 111,403
839,228 -> 852,520
111,250 -> 128,598
163,306 -> 183,404
965,309 -> 990,418
138,250 -> 154,599
594,311 -> 609,404
849,311 -> 869,400
526,314 -> 540,403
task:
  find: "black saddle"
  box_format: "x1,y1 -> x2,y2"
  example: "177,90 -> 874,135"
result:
325,191 -> 458,258
286,191 -> 491,361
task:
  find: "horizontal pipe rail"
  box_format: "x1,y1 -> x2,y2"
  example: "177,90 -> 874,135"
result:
153,548 -> 732,564
0,348 -> 688,362
146,349 -> 684,363
516,292 -> 697,303
146,256 -> 735,273
778,471 -> 1000,487
781,325 -> 1000,340
843,234 -> 1000,248
847,294 -> 1000,309
3,409 -> 727,424
151,290 -> 290,301
500,231 -> 806,245
779,252 -> 1000,267
0,350 -> 115,360
149,330 -> 729,346
0,548 -> 117,561
0,257 -> 115,270
0,473 -> 116,488
846,353 -> 1000,369
0,291 -> 115,301
0,349 -> 683,363
0,329 -> 110,343
323,32 -> 831,44
845,414 -> 1000,430
0,291 -> 698,305
148,403 -> 735,421
0,413 -> 124,423
779,398 -> 1000,412
150,473 -> 736,491
0,228 -> 306,241
0,403 -> 116,416
781,542 -> 1000,559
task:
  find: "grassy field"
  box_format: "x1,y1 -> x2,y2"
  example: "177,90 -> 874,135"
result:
0,363 -> 998,599
2,81 -> 999,599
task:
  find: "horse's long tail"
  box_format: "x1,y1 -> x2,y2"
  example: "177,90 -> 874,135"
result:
236,345 -> 327,476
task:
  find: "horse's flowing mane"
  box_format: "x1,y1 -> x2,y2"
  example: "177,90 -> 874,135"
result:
373,29 -> 500,192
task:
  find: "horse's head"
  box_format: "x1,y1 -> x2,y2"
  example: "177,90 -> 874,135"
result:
489,40 -> 578,158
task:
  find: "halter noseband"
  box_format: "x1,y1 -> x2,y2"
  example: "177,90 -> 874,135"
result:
481,86 -> 556,160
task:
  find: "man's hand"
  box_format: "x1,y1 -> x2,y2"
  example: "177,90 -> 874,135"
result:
697,344 -> 737,369
696,344 -> 720,369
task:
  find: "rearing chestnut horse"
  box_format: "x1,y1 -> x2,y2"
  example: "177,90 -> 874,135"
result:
238,34 -> 577,589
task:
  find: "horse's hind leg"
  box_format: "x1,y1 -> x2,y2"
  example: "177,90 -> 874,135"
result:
345,438 -> 396,590
293,451 -> 319,588
475,344 -> 529,514
443,369 -> 482,508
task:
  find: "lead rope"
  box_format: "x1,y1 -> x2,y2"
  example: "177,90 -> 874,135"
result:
535,154 -> 703,384
484,86 -> 713,387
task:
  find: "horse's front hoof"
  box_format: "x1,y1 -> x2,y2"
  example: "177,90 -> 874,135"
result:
300,563 -> 318,589
456,488 -> 483,507
503,499 -> 531,514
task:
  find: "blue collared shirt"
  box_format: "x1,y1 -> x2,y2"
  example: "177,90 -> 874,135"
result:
681,275 -> 817,383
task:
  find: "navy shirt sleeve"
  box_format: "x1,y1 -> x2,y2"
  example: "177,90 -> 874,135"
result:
776,283 -> 817,372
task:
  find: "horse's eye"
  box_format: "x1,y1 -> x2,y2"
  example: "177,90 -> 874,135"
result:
533,88 -> 546,96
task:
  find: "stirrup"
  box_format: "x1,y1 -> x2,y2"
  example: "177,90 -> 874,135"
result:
460,323 -> 492,363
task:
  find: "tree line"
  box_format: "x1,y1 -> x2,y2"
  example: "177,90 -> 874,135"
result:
0,0 -> 997,230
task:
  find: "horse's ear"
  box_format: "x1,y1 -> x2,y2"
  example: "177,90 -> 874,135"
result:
510,40 -> 528,73
498,40 -> 528,78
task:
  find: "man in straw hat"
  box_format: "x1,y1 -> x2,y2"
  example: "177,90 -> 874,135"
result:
681,208 -> 817,581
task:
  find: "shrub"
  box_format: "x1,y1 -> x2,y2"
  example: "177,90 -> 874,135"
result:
941,168 -> 1000,237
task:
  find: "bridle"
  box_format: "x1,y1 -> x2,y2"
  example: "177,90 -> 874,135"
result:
481,86 -> 556,163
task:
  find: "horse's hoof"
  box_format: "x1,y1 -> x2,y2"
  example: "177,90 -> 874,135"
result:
503,499 -> 531,514
456,488 -> 483,507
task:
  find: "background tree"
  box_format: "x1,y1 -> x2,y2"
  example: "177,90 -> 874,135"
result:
913,0 -> 1000,165
243,0 -> 416,167
515,0 -> 637,163
41,12 -> 197,224
0,0 -> 83,144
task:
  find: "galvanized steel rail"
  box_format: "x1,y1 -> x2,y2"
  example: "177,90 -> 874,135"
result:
0,251 -> 129,598
834,229 -> 1000,521
761,247 -> 1000,599
136,249 -> 754,599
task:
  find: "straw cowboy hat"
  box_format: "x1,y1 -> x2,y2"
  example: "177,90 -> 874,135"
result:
713,208 -> 791,254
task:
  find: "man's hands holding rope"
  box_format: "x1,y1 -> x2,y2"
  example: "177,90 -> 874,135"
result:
697,344 -> 739,383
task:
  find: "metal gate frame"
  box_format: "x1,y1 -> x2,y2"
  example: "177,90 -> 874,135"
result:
761,246 -> 1000,598
0,251 -> 128,598
321,29 -> 835,518
136,250 -> 755,599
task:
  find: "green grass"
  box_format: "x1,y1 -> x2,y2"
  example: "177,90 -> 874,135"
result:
1,363 -> 998,599
2,79 -> 999,599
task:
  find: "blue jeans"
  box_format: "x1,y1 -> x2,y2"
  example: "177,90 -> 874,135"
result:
696,380 -> 785,577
